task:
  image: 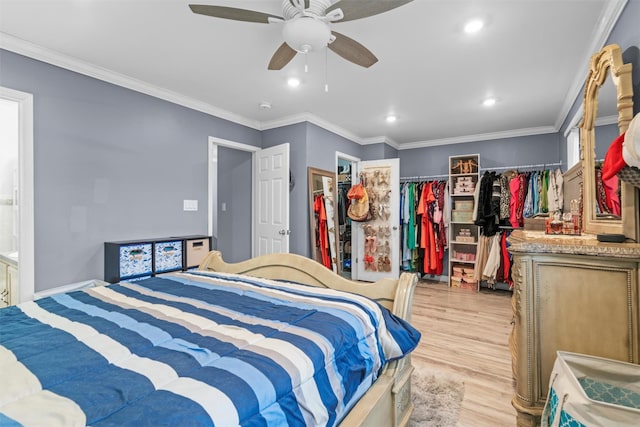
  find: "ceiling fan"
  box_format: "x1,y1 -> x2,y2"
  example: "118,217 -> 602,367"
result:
189,0 -> 413,70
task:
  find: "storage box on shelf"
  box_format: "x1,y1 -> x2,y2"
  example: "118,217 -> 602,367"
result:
104,235 -> 211,283
448,154 -> 480,289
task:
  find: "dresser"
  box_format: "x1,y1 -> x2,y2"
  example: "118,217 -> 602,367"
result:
507,230 -> 640,426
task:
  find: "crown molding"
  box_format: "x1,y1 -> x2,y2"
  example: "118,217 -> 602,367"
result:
3,23 -> 618,153
554,0 -> 628,131
260,112 -> 363,143
0,32 -> 261,131
398,126 -> 558,150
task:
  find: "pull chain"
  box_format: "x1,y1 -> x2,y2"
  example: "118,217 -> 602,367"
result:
324,48 -> 329,92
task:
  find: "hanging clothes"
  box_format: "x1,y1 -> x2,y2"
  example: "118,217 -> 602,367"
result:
313,194 -> 332,270
474,171 -> 500,236
400,179 -> 448,275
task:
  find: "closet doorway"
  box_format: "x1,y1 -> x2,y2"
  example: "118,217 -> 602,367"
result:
335,152 -> 359,280
0,86 -> 34,305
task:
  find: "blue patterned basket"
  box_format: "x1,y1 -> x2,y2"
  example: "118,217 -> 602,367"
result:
543,351 -> 640,427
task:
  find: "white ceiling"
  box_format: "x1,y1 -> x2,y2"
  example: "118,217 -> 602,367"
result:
0,0 -> 627,149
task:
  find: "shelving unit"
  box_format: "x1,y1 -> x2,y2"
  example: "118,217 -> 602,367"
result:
448,154 -> 480,290
104,235 -> 211,283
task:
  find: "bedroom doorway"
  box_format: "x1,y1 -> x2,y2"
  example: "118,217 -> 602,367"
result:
208,137 -> 259,263
0,86 -> 34,305
208,138 -> 290,261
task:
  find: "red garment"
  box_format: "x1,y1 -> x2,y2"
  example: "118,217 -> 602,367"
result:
516,174 -> 528,227
602,174 -> 621,216
418,182 -> 441,275
509,175 -> 520,228
501,231 -> 512,287
313,195 -> 332,269
602,132 -> 627,180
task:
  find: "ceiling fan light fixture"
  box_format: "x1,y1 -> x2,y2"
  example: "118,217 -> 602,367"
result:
386,114 -> 397,123
282,17 -> 331,53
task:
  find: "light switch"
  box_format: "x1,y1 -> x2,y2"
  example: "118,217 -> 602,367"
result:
183,200 -> 198,211
221,202 -> 227,212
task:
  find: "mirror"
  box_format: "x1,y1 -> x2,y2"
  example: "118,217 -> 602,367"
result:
594,77 -> 623,219
308,167 -> 340,273
580,44 -> 636,238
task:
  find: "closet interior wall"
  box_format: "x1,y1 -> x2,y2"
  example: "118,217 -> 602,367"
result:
337,158 -> 353,279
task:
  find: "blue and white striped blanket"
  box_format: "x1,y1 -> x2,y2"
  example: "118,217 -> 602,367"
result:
0,271 -> 420,427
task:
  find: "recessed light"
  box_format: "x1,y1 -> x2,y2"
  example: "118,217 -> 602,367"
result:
386,114 -> 397,123
259,101 -> 272,110
464,19 -> 484,34
483,98 -> 497,107
287,77 -> 301,88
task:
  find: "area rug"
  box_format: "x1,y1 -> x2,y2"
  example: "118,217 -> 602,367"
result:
410,361 -> 465,427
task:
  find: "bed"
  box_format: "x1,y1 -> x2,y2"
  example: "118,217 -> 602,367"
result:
0,251 -> 420,427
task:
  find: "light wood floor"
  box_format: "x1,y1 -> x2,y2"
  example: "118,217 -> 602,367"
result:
411,281 -> 517,426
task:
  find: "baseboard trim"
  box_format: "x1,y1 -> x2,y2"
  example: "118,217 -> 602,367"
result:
34,279 -> 108,300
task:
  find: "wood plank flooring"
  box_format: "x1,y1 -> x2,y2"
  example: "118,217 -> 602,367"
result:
410,281 -> 517,426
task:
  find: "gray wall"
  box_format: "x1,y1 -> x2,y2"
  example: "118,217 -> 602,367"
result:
384,144 -> 399,159
217,147 -> 252,263
306,122 -> 361,171
0,49 -> 261,290
361,143 -> 386,161
595,123 -> 622,160
399,133 -> 562,178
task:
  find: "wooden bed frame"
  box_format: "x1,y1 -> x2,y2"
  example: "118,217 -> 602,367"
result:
198,251 -> 419,427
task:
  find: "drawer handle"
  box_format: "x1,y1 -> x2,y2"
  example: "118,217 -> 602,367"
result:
192,242 -> 203,248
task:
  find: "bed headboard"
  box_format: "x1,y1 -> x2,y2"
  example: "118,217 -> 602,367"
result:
198,251 -> 418,321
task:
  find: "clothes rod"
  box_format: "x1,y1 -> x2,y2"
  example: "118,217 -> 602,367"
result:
400,174 -> 449,182
480,161 -> 562,172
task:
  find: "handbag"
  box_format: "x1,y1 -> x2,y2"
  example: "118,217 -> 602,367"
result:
542,351 -> 640,427
347,183 -> 372,222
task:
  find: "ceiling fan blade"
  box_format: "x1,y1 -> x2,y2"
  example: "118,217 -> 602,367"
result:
189,4 -> 281,23
329,32 -> 378,68
268,43 -> 298,70
326,0 -> 413,23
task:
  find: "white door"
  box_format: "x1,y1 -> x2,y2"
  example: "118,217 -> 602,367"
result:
253,143 -> 290,256
354,158 -> 400,281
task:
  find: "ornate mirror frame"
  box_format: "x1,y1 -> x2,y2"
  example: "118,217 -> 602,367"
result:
308,167 -> 340,273
580,44 -> 636,238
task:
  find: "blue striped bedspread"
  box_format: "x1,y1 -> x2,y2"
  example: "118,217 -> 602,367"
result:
0,270 -> 421,427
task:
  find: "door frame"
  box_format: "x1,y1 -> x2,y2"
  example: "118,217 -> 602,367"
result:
207,137 -> 260,257
335,151 -> 360,280
0,86 -> 34,303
